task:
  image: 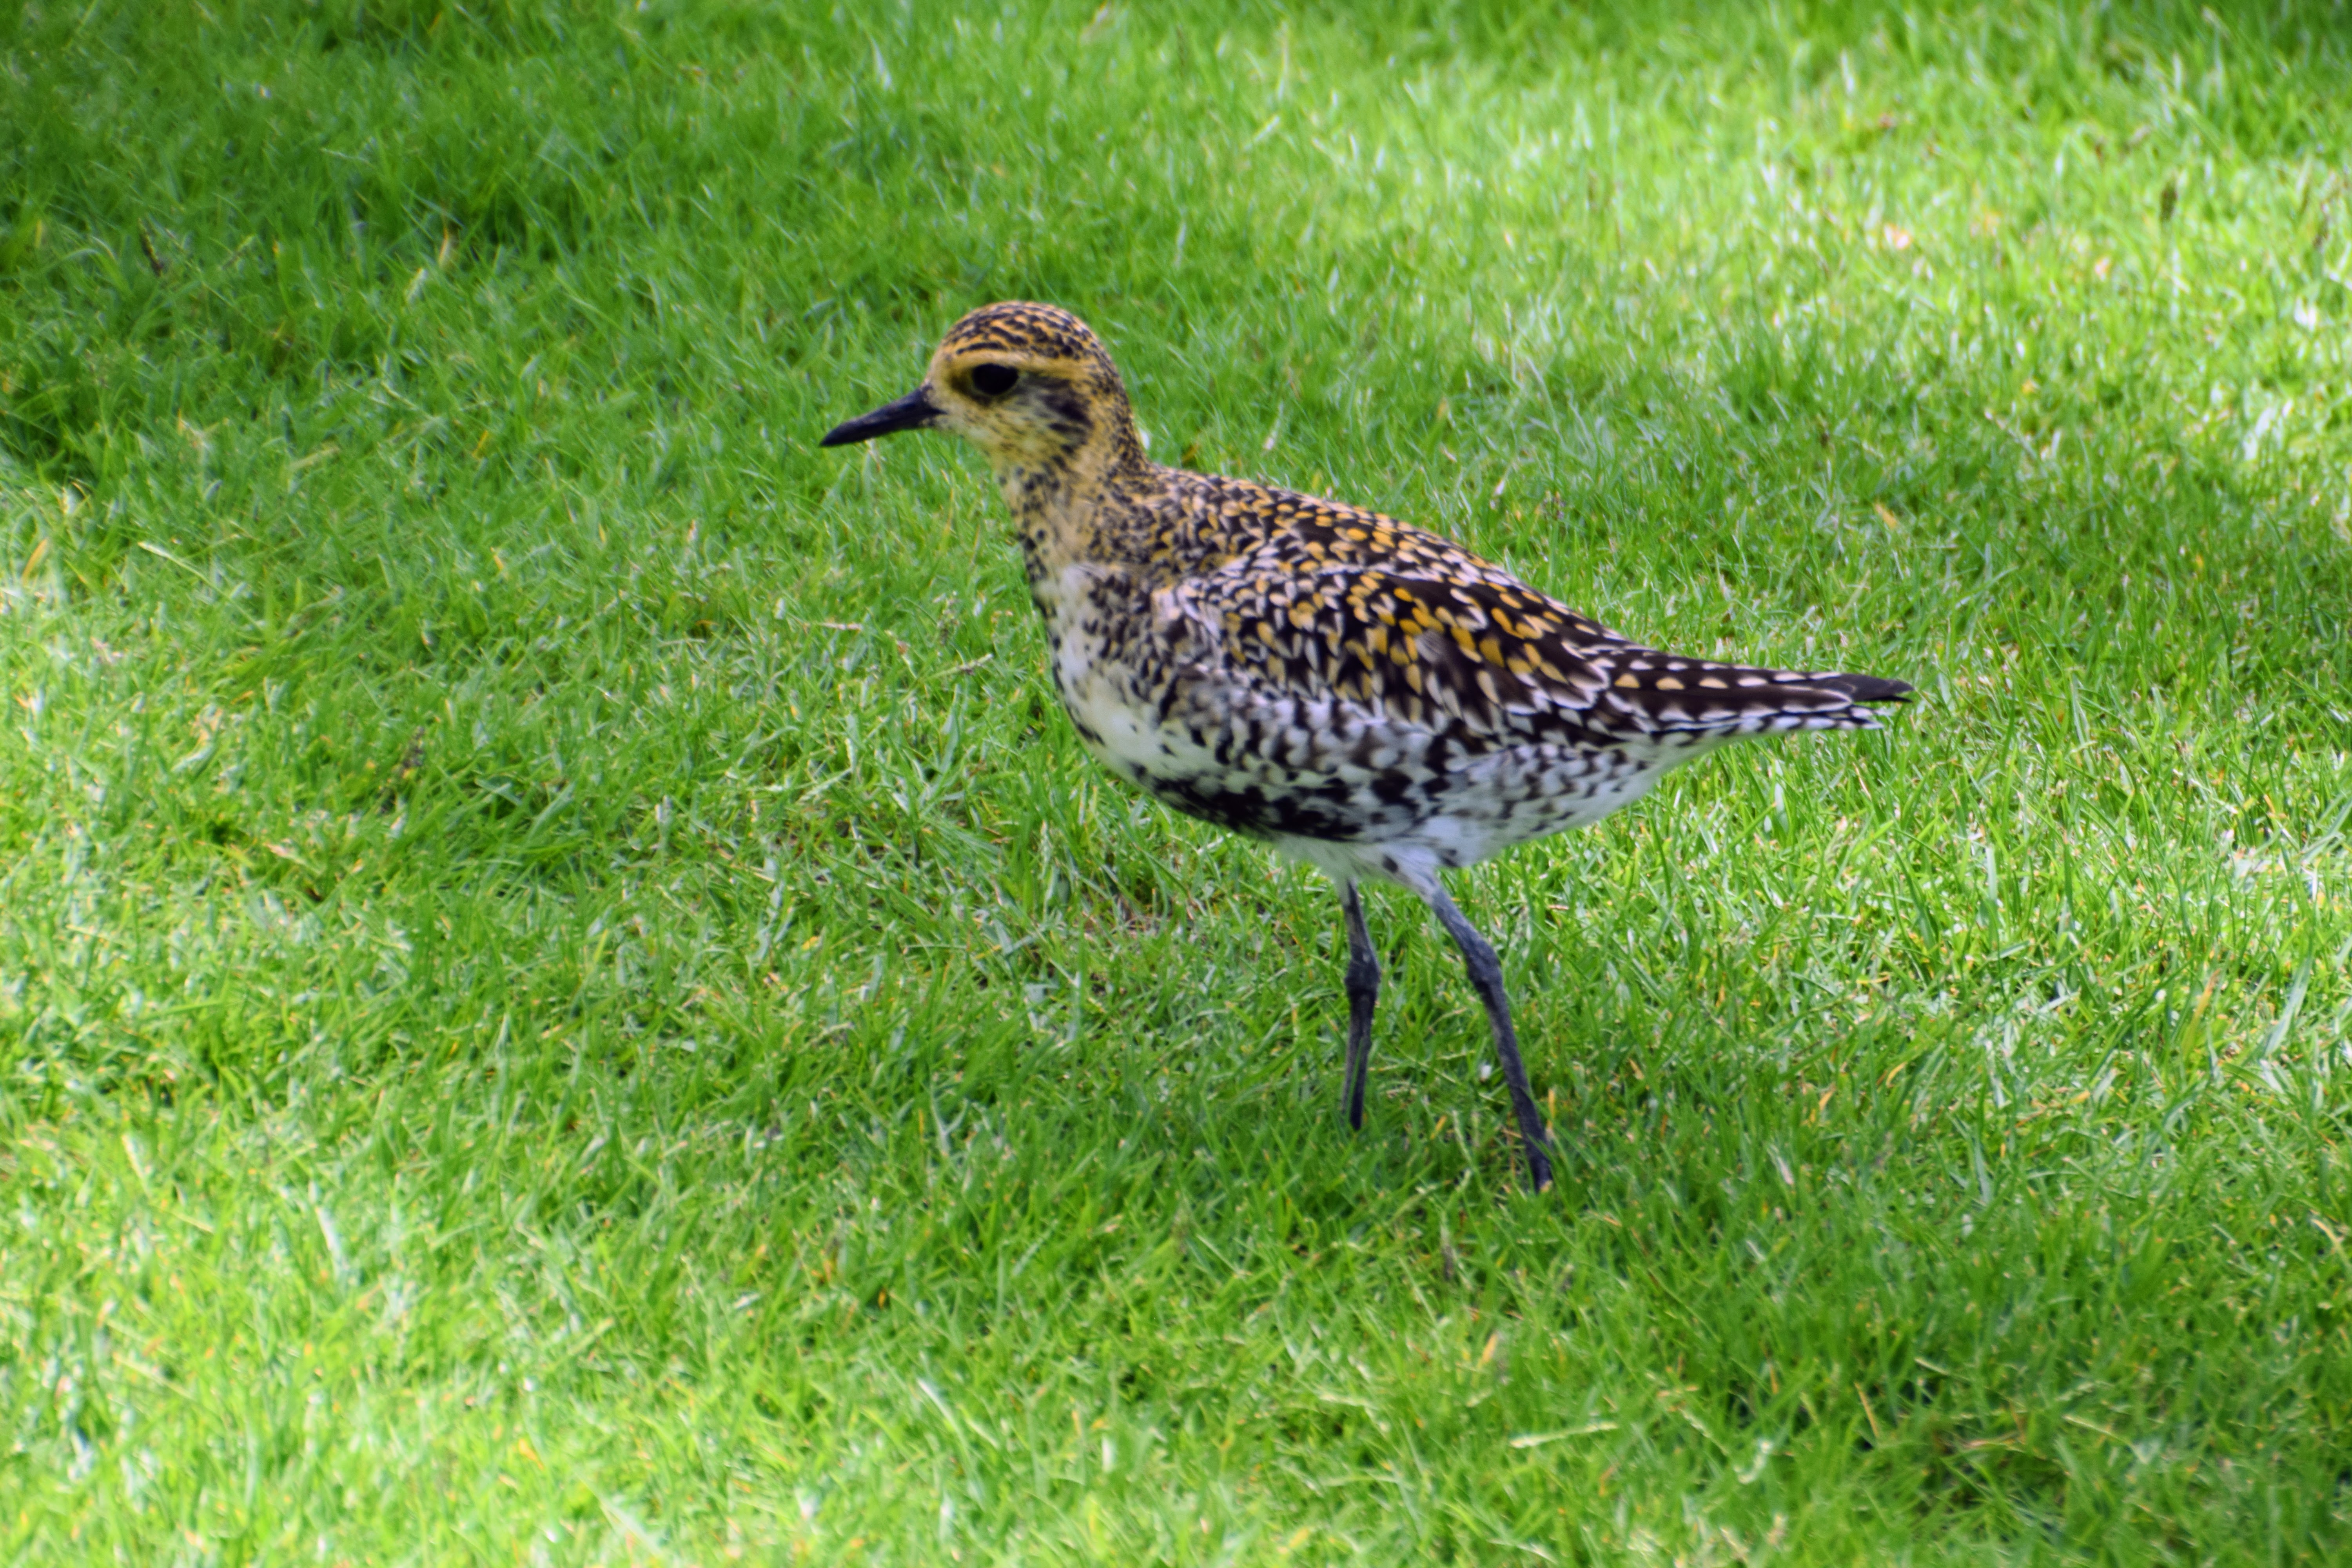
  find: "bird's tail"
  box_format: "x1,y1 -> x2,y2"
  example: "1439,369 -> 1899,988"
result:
1593,651 -> 1915,737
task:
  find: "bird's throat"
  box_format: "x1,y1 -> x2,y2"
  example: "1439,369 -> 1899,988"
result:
996,445 -> 1154,588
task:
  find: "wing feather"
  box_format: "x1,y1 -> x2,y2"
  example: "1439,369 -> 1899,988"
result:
1171,558 -> 1909,750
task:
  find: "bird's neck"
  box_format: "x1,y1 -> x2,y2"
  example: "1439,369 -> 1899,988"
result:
995,433 -> 1159,592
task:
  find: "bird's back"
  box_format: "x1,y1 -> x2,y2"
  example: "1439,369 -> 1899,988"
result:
1127,465 -> 1907,756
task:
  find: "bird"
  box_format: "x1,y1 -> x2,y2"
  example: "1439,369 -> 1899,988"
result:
821,301 -> 1909,1192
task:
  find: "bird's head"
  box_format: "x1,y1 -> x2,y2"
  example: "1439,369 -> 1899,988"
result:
820,301 -> 1145,477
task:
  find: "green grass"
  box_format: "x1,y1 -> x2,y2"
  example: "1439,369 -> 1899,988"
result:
4,0 -> 2352,1559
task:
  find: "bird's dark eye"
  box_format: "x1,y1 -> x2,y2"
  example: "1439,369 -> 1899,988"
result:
968,363 -> 1019,397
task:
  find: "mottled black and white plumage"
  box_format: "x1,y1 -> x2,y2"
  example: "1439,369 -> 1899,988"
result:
823,301 -> 1911,1191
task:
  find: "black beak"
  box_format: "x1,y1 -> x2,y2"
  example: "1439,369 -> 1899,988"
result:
820,385 -> 940,447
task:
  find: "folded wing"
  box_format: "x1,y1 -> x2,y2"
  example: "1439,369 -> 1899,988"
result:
1171,557 -> 1911,752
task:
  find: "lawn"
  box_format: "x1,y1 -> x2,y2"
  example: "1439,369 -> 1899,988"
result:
4,0 -> 2351,1560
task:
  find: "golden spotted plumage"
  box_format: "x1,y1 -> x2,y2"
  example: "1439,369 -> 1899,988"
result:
823,301 -> 1912,1192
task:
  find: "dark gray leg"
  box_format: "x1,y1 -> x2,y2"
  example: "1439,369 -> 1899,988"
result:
1422,884 -> 1554,1193
1339,880 -> 1380,1132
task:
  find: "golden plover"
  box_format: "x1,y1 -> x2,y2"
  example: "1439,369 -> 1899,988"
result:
822,302 -> 1909,1192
